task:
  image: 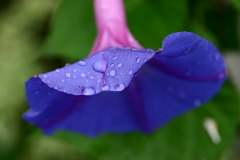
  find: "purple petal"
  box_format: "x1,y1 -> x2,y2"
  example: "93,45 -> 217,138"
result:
23,77 -> 142,136
23,32 -> 227,137
136,31 -> 226,130
155,32 -> 226,80
39,47 -> 155,95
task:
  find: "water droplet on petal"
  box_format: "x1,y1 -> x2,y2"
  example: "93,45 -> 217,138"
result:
110,63 -> 114,67
92,60 -> 107,73
73,76 -> 76,78
83,87 -> 96,95
55,69 -> 60,72
193,99 -> 202,106
118,63 -> 123,67
183,48 -> 191,54
43,75 -> 47,78
167,85 -> 174,92
121,46 -> 126,50
136,58 -> 141,63
78,60 -> 86,66
90,76 -> 94,79
35,90 -> 40,94
147,49 -> 154,52
102,85 -> 109,91
114,83 -> 125,91
73,69 -> 77,72
65,73 -> 71,78
110,70 -> 116,76
43,105 -> 47,109
62,79 -> 65,82
179,92 -> 185,98
65,63 -> 70,67
134,72 -> 138,77
131,47 -> 137,51
81,73 -> 86,77
129,70 -> 133,75
214,54 -> 219,60
113,56 -> 118,60
142,48 -> 147,52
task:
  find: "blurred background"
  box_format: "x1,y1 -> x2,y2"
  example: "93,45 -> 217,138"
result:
0,0 -> 239,159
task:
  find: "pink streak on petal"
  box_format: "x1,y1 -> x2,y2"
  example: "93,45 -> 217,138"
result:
90,0 -> 141,55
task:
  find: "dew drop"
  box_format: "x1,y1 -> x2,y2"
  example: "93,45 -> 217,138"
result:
102,85 -> 109,91
73,69 -> 77,72
113,56 -> 118,60
81,73 -> 86,77
43,75 -> 47,78
83,87 -> 96,95
193,99 -> 202,106
167,85 -> 174,92
110,63 -> 115,67
65,73 -> 71,78
114,83 -> 125,91
35,90 -> 40,94
78,60 -> 86,66
214,54 -> 220,60
136,58 -> 141,63
131,47 -> 137,51
73,76 -> 76,78
179,92 -> 185,98
142,48 -> 147,52
110,70 -> 116,76
65,63 -> 70,67
183,48 -> 191,54
62,79 -> 65,82
147,49 -> 154,52
118,63 -> 123,67
55,69 -> 60,72
129,70 -> 133,75
43,105 -> 47,109
92,60 -> 107,73
121,46 -> 126,50
90,76 -> 94,79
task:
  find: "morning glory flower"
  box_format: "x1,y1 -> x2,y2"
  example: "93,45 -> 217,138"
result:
23,0 -> 226,137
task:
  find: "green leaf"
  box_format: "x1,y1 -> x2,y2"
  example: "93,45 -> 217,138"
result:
44,0 -> 96,61
44,0 -> 187,61
229,0 -> 240,12
126,0 -> 187,50
54,80 -> 239,160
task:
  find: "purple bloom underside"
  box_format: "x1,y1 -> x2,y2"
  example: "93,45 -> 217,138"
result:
23,32 -> 226,137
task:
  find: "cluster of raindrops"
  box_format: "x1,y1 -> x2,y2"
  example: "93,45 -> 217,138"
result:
39,46 -> 155,96
102,46 -> 155,92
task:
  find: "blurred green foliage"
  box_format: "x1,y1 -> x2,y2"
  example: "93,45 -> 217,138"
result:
0,0 -> 239,160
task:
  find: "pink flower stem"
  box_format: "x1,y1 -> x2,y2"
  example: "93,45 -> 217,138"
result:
90,0 -> 141,55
